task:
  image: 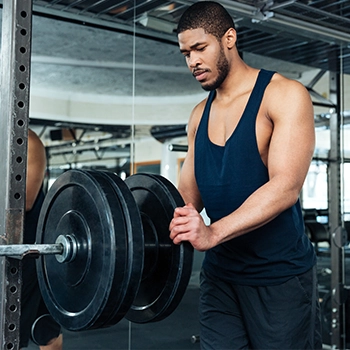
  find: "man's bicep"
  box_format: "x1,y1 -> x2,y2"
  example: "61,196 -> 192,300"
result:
267,85 -> 315,190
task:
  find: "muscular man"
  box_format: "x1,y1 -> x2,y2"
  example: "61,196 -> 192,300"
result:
169,2 -> 322,349
20,129 -> 63,350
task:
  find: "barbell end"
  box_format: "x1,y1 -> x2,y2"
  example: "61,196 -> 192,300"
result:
0,234 -> 77,263
0,243 -> 63,259
191,335 -> 200,344
55,234 -> 78,263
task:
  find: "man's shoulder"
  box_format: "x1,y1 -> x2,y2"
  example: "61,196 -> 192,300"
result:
266,72 -> 309,102
264,72 -> 313,122
191,97 -> 208,119
186,97 -> 208,138
269,72 -> 306,91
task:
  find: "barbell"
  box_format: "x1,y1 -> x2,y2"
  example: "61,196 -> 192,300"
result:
0,169 -> 193,331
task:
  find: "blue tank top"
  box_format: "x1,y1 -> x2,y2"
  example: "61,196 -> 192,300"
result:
195,69 -> 316,286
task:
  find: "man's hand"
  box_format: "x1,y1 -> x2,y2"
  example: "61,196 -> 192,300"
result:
169,203 -> 214,251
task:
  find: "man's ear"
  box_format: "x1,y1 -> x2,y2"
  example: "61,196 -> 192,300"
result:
224,28 -> 237,49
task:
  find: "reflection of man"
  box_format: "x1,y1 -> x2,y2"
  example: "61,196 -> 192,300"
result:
20,129 -> 63,350
170,2 -> 321,349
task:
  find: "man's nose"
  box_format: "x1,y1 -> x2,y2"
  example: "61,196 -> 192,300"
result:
188,53 -> 201,68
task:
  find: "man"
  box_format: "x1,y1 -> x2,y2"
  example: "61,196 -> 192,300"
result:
20,129 -> 63,350
169,2 -> 322,349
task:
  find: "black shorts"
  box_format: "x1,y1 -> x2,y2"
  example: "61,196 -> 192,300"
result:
199,266 -> 322,349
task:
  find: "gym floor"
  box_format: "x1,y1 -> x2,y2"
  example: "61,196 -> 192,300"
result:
26,275 -> 202,350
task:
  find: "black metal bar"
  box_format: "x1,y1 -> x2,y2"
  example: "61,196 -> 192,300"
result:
0,0 -> 33,348
328,68 -> 346,349
313,101 -> 337,108
307,87 -> 336,107
0,244 -> 63,258
168,144 -> 188,152
307,69 -> 327,89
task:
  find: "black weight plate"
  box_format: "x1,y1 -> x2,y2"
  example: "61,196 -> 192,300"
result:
92,171 -> 144,327
124,173 -> 194,323
36,169 -> 140,331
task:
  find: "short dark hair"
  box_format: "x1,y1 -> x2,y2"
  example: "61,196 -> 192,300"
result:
177,1 -> 235,40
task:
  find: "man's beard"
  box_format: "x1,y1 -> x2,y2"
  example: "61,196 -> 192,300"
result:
201,47 -> 229,91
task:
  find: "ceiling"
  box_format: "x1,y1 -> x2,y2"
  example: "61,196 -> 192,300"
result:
29,0 -> 350,73
1,0 -> 350,171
